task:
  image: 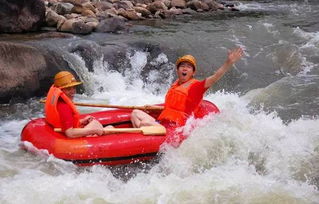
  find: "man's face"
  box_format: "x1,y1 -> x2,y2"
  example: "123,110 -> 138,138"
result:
62,86 -> 76,100
177,61 -> 195,83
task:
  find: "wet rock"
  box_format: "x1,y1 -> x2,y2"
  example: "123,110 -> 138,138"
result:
204,0 -> 223,10
162,7 -> 183,18
0,0 -> 45,33
181,7 -> 197,14
100,43 -> 130,73
96,18 -> 129,33
72,21 -> 94,34
68,40 -> 103,72
58,19 -> 93,34
0,42 -> 47,103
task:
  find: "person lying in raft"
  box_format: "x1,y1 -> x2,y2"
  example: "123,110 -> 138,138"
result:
45,71 -> 105,138
131,47 -> 244,128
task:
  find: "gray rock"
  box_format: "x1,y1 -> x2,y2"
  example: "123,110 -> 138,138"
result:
0,0 -> 45,33
96,18 -> 129,33
53,2 -> 74,15
0,42 -> 47,103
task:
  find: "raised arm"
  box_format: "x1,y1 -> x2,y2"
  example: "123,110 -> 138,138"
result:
204,47 -> 244,89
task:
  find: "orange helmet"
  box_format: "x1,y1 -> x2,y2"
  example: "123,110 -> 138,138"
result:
176,55 -> 197,70
54,71 -> 82,89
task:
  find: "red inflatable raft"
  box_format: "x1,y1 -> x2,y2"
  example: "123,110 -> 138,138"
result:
21,100 -> 219,166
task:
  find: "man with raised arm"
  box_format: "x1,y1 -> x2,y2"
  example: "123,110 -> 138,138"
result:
131,47 -> 244,127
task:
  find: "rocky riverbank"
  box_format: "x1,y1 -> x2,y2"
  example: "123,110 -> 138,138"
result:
0,0 -> 239,34
44,0 -> 232,34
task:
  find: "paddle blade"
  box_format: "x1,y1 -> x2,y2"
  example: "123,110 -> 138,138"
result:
140,125 -> 166,135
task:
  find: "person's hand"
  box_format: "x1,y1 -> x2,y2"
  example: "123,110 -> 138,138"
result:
143,105 -> 152,113
81,115 -> 95,126
227,47 -> 244,64
86,128 -> 103,137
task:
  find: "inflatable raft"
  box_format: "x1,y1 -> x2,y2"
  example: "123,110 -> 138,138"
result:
21,100 -> 219,166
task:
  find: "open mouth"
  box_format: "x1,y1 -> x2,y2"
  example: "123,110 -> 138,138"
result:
182,73 -> 187,76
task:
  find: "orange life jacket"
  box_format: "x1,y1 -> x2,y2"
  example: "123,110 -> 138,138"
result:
44,85 -> 80,129
158,78 -> 202,125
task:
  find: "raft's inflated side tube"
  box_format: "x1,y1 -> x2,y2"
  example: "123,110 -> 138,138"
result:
21,100 -> 219,166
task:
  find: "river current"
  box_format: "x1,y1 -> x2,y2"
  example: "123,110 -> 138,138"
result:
1,0 -> 319,203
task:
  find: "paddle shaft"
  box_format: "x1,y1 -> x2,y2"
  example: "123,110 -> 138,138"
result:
53,128 -> 141,133
54,126 -> 166,136
40,99 -> 163,111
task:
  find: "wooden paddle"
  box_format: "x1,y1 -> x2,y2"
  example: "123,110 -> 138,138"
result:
54,126 -> 166,136
40,99 -> 163,111
103,126 -> 166,136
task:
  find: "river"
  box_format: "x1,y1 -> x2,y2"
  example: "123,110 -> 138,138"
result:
1,0 -> 319,203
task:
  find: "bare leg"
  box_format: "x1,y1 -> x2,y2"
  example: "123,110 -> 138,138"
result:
131,109 -> 162,128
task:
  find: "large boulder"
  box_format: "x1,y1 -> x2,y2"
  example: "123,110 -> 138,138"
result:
0,0 -> 45,33
0,41 -> 75,103
0,42 -> 47,103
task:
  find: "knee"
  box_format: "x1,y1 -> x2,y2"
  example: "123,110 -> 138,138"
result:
131,109 -> 140,119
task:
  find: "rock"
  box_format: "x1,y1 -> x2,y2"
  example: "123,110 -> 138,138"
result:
52,2 -> 74,15
132,0 -> 153,5
58,18 -> 92,34
72,21 -> 93,34
96,17 -> 129,33
181,7 -> 197,14
58,19 -> 78,32
81,9 -> 96,17
82,2 -> 96,12
171,0 -> 186,9
161,0 -> 171,8
46,9 -> 66,27
62,0 -> 89,6
187,0 -> 210,11
147,1 -> 168,14
134,6 -> 152,18
163,7 -> 183,17
86,21 -> 98,30
0,42 -> 47,103
0,0 -> 45,33
68,40 -> 102,72
118,8 -> 142,20
65,13 -> 81,19
93,1 -> 114,11
114,0 -> 134,10
71,4 -> 84,14
96,8 -> 120,19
